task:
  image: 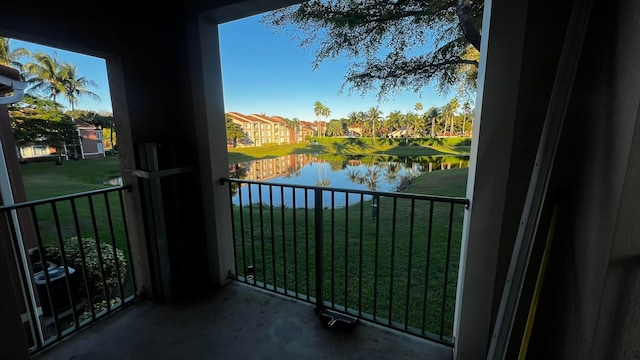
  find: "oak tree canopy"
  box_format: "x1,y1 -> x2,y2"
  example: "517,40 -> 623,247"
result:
261,0 -> 483,100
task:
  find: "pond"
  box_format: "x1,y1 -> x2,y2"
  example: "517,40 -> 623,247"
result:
229,154 -> 469,208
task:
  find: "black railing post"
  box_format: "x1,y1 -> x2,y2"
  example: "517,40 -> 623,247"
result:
314,188 -> 324,314
222,177 -> 469,345
0,186 -> 138,354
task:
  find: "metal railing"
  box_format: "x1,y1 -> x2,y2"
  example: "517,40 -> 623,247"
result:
222,178 -> 469,346
0,186 -> 137,354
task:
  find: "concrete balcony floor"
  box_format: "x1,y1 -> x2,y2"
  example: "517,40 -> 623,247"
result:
32,281 -> 453,360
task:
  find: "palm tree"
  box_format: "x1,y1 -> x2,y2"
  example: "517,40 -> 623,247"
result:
345,111 -> 359,126
426,107 -> 439,137
440,98 -> 459,136
23,53 -> 69,164
24,51 -> 66,103
59,62 -> 101,119
325,119 -> 344,137
447,97 -> 460,135
407,113 -> 424,137
282,117 -> 301,142
321,105 -> 331,136
413,102 -> 425,137
386,110 -> 404,133
366,106 -> 383,141
24,51 -> 101,162
0,37 -> 30,72
345,111 -> 363,137
462,101 -> 473,136
314,101 -> 330,137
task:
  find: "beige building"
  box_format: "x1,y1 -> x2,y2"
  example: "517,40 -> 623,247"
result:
227,112 -> 313,147
246,113 -> 288,145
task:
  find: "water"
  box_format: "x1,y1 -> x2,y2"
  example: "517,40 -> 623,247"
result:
103,154 -> 469,207
229,154 -> 468,208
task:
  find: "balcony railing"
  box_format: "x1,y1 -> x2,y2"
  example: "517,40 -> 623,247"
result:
0,186 -> 137,355
222,178 -> 469,346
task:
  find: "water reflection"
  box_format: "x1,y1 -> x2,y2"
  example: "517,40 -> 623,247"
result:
229,154 -> 468,208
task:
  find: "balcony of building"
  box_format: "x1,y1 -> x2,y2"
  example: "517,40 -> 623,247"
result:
2,180 -> 465,359
32,281 -> 453,360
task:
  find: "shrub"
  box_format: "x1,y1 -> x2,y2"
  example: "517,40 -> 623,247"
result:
45,237 -> 127,302
79,297 -> 123,322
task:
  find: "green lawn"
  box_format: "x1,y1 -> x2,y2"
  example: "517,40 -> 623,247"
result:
20,156 -> 121,200
18,156 -> 126,250
228,137 -> 470,163
19,147 -> 469,342
17,140 -> 468,200
230,167 -> 469,341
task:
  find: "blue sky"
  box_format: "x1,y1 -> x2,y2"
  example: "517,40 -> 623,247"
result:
9,13 -> 454,122
219,14 -> 454,122
9,39 -> 112,113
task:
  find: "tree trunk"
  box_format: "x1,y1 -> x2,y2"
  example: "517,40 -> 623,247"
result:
457,0 -> 482,51
372,119 -> 375,140
463,114 -> 467,136
431,118 -> 435,137
55,147 -> 63,165
110,119 -> 114,150
450,115 -> 455,135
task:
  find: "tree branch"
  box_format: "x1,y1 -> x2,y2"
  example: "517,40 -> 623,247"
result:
456,0 -> 482,50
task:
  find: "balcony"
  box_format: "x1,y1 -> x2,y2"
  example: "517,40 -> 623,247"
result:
4,178 -> 466,359
223,179 -> 468,346
0,187 -> 138,354
32,281 -> 453,359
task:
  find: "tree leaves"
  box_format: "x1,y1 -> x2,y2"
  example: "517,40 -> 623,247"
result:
261,0 -> 483,99
9,95 -> 80,154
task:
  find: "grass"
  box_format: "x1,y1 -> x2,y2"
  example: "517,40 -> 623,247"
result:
10,156 -> 134,331
15,157 -> 136,326
18,145 -> 469,342
230,167 -> 469,342
406,167 -> 468,196
228,137 -> 471,163
17,156 -> 127,250
20,156 -> 122,200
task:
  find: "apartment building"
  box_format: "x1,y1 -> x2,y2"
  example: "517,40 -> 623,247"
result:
227,112 -> 313,147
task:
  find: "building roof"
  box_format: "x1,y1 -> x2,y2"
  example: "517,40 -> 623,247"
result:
74,119 -> 98,129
